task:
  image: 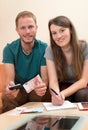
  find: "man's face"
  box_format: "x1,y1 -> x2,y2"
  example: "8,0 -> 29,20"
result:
16,16 -> 38,44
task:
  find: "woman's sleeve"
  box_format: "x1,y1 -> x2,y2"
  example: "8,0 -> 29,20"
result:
44,46 -> 54,61
82,42 -> 88,59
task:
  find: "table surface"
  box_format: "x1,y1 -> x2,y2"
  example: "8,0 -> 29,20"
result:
0,102 -> 88,130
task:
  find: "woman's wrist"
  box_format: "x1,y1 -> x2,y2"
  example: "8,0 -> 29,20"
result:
60,92 -> 65,100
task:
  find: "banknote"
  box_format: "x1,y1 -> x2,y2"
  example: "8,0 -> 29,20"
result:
23,74 -> 42,93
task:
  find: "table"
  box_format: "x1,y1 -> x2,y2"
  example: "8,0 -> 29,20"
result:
0,102 -> 88,130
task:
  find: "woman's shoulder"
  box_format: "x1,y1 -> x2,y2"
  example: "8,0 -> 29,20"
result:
44,46 -> 54,60
45,46 -> 52,51
79,40 -> 88,48
78,40 -> 88,53
79,40 -> 88,59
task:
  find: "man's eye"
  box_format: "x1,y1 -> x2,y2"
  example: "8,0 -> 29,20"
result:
21,27 -> 25,30
28,26 -> 34,29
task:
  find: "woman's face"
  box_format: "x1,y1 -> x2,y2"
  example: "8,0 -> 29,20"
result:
50,24 -> 71,48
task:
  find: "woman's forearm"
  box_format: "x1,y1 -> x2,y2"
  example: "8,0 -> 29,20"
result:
60,78 -> 88,97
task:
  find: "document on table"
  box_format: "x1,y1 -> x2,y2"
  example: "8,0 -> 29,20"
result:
8,107 -> 44,116
43,100 -> 76,111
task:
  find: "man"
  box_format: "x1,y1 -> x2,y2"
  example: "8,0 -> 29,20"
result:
1,11 -> 51,113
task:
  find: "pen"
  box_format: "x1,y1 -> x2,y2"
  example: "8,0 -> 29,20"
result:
52,119 -> 59,126
21,111 -> 38,114
52,118 -> 61,127
50,88 -> 58,95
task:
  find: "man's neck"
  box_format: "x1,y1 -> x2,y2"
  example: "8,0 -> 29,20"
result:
21,41 -> 34,55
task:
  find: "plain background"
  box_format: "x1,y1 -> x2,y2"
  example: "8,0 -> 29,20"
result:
0,0 -> 88,62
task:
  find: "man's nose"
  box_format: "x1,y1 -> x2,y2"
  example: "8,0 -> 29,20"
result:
25,28 -> 30,33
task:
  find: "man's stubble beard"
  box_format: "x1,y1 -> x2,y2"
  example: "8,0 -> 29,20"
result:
22,35 -> 36,45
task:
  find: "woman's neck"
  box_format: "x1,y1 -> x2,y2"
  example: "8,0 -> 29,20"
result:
61,44 -> 72,54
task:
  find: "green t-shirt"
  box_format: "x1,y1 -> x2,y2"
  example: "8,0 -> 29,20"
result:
3,38 -> 48,84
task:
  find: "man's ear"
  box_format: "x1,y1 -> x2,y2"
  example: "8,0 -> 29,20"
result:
16,27 -> 19,35
16,27 -> 18,32
36,25 -> 38,30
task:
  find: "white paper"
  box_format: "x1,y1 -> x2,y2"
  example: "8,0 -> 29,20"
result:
43,100 -> 76,111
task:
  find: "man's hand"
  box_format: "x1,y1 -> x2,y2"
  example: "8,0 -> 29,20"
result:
5,81 -> 19,99
34,82 -> 47,96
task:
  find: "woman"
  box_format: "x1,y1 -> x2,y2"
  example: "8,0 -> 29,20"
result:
44,16 -> 88,105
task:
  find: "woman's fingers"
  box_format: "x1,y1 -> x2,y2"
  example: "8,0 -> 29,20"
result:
52,93 -> 65,105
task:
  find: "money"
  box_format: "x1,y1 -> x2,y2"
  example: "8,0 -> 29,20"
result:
23,74 -> 42,93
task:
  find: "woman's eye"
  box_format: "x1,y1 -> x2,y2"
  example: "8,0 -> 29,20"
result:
52,32 -> 57,35
60,29 -> 65,33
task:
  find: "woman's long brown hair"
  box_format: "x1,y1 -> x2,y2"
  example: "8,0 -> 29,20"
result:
48,16 -> 85,81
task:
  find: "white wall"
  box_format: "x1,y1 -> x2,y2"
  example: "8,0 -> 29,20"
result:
0,0 -> 88,62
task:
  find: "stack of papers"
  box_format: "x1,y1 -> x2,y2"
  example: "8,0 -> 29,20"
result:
8,107 -> 44,116
43,100 -> 76,111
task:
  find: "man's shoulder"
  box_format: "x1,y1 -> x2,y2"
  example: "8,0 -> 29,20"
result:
3,39 -> 21,56
4,39 -> 21,52
6,39 -> 20,47
35,39 -> 48,48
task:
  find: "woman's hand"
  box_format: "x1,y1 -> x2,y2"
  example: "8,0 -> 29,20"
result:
5,81 -> 19,99
51,92 -> 65,105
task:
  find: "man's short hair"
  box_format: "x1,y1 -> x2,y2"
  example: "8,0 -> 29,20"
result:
15,11 -> 37,27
